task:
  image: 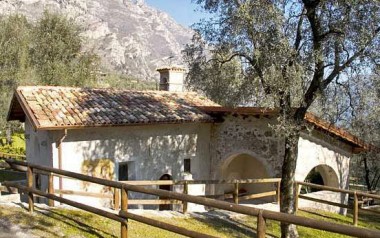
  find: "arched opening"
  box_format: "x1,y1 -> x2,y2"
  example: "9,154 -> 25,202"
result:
302,164 -> 339,194
159,174 -> 172,210
221,153 -> 272,203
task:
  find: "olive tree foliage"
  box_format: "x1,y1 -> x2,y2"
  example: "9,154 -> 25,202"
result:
313,73 -> 380,191
0,15 -> 34,132
31,11 -> 99,87
0,12 -> 99,134
184,1 -> 380,237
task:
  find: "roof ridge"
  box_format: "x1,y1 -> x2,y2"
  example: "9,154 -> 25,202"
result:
16,86 -> 201,94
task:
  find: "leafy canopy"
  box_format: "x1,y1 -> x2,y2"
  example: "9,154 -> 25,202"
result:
185,0 -> 380,115
185,1 -> 380,236
0,12 -> 99,131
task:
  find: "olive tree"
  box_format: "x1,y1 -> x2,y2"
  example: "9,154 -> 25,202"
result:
316,74 -> 380,191
0,15 -> 32,133
184,1 -> 380,237
0,12 -> 99,133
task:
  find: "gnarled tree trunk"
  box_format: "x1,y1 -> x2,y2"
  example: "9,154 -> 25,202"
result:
280,124 -> 301,238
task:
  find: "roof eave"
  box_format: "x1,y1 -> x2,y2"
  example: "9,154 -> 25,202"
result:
7,89 -> 40,131
33,119 -> 215,131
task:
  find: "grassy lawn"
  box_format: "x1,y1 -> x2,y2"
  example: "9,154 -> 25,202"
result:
0,204 -> 379,238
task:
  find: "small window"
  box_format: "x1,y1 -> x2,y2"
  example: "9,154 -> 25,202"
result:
118,162 -> 128,181
184,159 -> 191,173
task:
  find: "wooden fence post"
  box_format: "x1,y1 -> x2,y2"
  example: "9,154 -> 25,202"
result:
121,187 -> 128,238
257,209 -> 266,238
114,187 -> 120,211
233,181 -> 239,204
27,166 -> 34,213
183,181 -> 188,214
277,181 -> 281,204
353,192 -> 358,226
295,183 -> 300,214
48,173 -> 54,207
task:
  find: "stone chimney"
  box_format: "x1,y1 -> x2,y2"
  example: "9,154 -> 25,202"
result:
157,66 -> 186,92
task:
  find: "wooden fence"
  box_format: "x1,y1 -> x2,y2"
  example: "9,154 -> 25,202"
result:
117,178 -> 281,212
295,181 -> 380,226
3,159 -> 380,238
1,159 -> 280,212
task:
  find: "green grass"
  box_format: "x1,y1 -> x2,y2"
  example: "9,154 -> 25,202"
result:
0,204 -> 379,238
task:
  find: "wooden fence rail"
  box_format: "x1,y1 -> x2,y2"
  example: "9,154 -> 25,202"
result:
4,159 -> 281,210
3,159 -> 380,238
296,181 -> 380,226
119,177 -> 281,211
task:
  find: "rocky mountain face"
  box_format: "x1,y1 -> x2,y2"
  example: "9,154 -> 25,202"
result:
0,0 -> 193,80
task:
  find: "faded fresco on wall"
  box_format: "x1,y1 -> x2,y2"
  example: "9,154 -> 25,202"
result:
81,158 -> 115,206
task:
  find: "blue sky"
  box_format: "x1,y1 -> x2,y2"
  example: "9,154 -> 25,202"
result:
145,0 -> 210,27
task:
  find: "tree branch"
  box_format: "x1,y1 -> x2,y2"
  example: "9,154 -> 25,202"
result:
322,26 -> 380,88
320,29 -> 345,40
294,8 -> 305,51
207,51 -> 270,93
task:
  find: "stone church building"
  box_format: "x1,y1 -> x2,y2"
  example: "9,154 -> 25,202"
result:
7,67 -> 367,211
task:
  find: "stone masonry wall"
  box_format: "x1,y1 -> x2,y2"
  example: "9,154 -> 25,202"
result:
210,115 -> 284,179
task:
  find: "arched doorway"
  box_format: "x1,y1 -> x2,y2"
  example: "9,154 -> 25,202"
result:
159,174 -> 172,210
221,153 -> 272,203
302,164 -> 339,193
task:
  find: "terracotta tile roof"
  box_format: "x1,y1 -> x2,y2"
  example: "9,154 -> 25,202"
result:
7,86 -> 369,152
8,86 -> 220,130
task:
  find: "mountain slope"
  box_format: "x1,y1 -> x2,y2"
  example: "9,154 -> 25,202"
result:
0,0 -> 193,80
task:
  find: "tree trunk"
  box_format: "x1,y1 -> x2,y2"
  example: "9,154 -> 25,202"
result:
363,156 -> 372,191
280,129 -> 300,238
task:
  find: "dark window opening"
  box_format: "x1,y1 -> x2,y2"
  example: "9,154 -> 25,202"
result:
35,174 -> 41,203
35,174 -> 41,190
118,163 -> 128,181
159,174 -> 172,211
160,77 -> 169,91
184,158 -> 191,173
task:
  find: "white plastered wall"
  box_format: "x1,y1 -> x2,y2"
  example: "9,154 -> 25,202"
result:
296,131 -> 352,214
25,118 -> 53,203
48,123 -> 211,210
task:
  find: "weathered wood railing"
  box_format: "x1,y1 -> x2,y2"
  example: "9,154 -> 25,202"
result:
295,181 -> 380,226
2,159 -> 280,211
118,178 -> 281,212
3,159 -> 380,238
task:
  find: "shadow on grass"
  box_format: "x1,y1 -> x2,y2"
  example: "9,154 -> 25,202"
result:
346,208 -> 380,229
301,208 -> 380,230
3,203 -> 60,237
191,210 -> 278,238
16,203 -> 117,238
299,209 -> 350,224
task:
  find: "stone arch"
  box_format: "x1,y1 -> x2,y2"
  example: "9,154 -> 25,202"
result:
220,152 -> 274,202
219,150 -> 275,178
304,164 -> 339,189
